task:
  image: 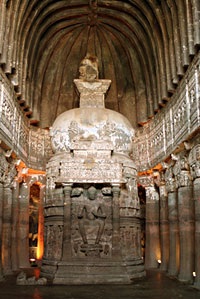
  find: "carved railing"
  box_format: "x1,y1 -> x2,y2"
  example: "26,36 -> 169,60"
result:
0,69 -> 52,171
133,52 -> 200,172
0,52 -> 199,172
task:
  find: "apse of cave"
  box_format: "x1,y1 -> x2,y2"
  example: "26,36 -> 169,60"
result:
0,0 -> 199,292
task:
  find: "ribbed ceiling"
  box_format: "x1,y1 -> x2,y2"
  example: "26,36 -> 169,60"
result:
0,0 -> 199,128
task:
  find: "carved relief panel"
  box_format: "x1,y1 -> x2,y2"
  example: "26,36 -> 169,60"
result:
120,221 -> 142,259
71,185 -> 112,258
43,224 -> 63,261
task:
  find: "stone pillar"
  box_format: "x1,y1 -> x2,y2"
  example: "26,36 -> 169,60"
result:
62,184 -> 72,260
11,180 -> 19,271
139,176 -> 160,269
112,185 -> 121,258
165,165 -> 180,276
18,181 -> 30,268
189,144 -> 200,289
2,185 -> 13,274
174,156 -> 195,282
159,176 -> 169,271
193,176 -> 200,288
0,183 -> 4,279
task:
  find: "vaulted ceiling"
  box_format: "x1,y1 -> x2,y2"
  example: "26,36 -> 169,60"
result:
0,0 -> 199,128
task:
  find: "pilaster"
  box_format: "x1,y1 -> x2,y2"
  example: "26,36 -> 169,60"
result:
112,185 -> 121,259
62,184 -> 72,260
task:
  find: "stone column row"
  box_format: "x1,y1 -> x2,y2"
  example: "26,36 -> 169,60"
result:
139,150 -> 195,282
141,146 -> 199,288
188,144 -> 200,289
0,179 -> 31,273
0,170 -> 46,277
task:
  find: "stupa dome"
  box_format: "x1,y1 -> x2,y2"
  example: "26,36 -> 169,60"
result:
50,56 -> 134,156
50,106 -> 134,155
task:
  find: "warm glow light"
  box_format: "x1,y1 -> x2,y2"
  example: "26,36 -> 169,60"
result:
193,272 -> 196,277
37,214 -> 44,260
30,258 -> 36,262
36,244 -> 43,260
37,189 -> 44,260
157,260 -> 162,264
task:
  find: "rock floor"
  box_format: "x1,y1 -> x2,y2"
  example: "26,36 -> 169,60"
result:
0,269 -> 199,299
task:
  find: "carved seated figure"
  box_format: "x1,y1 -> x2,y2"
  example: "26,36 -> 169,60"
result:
77,186 -> 106,256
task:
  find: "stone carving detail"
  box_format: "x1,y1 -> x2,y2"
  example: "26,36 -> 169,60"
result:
71,186 -> 112,258
188,144 -> 200,178
4,160 -> 17,187
138,175 -> 154,188
50,120 -> 134,154
79,55 -> 99,81
0,150 -> 9,183
0,149 -> 17,186
50,129 -> 70,152
120,174 -> 140,217
59,160 -> 123,183
44,224 -> 63,261
173,154 -> 193,187
165,166 -> 177,192
145,186 -> 159,203
120,223 -> 141,259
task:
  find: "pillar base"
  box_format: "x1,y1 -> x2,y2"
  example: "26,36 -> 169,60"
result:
160,264 -> 168,271
178,273 -> 193,283
193,282 -> 200,290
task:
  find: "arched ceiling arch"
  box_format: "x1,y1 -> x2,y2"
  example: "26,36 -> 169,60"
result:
0,0 -> 199,128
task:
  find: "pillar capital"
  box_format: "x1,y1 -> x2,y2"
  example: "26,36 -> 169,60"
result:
172,152 -> 193,188
62,183 -> 73,194
112,184 -> 120,196
165,165 -> 177,192
138,174 -> 154,188
188,144 -> 200,179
